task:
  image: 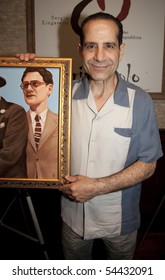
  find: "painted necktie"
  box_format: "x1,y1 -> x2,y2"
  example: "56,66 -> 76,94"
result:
34,114 -> 41,149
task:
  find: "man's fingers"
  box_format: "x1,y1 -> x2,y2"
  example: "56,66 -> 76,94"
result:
16,53 -> 36,61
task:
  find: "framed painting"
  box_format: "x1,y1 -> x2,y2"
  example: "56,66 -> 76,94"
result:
0,57 -> 72,189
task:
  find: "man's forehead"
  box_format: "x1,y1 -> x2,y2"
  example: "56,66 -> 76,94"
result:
83,19 -> 118,38
83,18 -> 118,30
23,72 -> 42,80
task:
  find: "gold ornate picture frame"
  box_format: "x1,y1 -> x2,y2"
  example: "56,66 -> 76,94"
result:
0,57 -> 72,189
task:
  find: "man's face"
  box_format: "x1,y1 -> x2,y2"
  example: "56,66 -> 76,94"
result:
22,72 -> 53,110
79,19 -> 125,82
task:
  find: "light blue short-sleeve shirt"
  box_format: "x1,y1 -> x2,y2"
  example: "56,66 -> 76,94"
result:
61,73 -> 163,239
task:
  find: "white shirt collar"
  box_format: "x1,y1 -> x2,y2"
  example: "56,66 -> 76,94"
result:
30,108 -> 48,124
30,108 -> 48,132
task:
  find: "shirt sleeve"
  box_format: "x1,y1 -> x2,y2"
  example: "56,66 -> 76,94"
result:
135,91 -> 163,163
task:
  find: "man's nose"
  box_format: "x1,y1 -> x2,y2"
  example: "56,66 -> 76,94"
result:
94,46 -> 106,61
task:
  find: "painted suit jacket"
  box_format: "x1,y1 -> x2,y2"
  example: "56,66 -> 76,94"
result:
0,97 -> 28,178
26,109 -> 58,179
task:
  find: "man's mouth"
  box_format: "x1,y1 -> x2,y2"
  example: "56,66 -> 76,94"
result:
26,93 -> 35,98
91,64 -> 109,71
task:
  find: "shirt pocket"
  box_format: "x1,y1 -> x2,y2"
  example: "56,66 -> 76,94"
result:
114,127 -> 134,143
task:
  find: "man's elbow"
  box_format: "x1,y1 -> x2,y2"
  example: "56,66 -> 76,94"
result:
146,161 -> 157,179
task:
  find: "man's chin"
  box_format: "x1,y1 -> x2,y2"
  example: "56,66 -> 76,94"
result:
90,75 -> 108,82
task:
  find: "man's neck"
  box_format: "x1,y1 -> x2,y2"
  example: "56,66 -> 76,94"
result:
30,104 -> 47,114
90,74 -> 118,111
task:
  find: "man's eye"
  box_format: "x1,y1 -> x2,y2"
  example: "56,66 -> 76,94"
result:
106,43 -> 115,49
85,44 -> 96,49
31,81 -> 38,87
24,83 -> 29,89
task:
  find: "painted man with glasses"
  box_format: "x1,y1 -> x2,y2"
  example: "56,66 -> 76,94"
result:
20,67 -> 58,179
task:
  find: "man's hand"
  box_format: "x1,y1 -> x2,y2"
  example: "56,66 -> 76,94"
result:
60,175 -> 98,203
16,53 -> 36,61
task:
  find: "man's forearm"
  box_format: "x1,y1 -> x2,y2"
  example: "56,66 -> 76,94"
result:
61,161 -> 157,202
94,160 -> 157,195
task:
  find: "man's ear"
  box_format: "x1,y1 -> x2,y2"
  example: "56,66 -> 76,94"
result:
119,43 -> 125,61
78,43 -> 82,54
48,84 -> 53,96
